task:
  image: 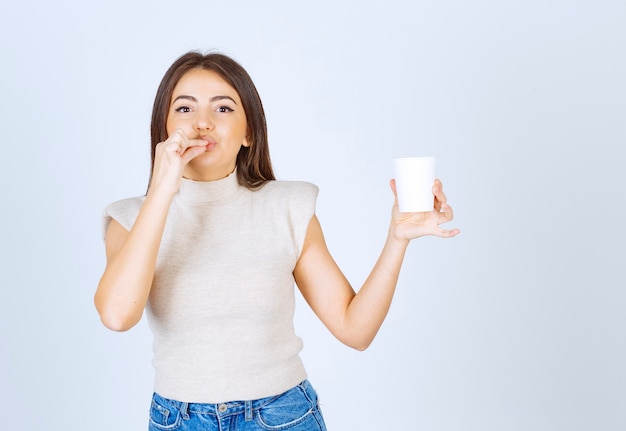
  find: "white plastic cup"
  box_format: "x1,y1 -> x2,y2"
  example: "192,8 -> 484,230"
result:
392,157 -> 436,212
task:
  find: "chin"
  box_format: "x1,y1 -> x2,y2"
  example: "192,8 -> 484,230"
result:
188,157 -> 235,180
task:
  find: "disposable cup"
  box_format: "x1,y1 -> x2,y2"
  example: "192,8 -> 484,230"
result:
392,157 -> 436,212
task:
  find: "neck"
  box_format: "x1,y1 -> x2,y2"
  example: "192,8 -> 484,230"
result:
182,162 -> 236,182
177,168 -> 242,204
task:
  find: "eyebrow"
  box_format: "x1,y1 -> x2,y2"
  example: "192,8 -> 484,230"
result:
172,95 -> 238,105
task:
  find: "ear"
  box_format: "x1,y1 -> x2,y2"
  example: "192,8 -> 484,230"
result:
242,134 -> 251,148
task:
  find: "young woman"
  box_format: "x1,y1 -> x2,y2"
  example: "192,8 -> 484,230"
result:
95,51 -> 459,431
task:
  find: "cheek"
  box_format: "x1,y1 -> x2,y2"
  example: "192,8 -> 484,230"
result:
165,115 -> 176,135
238,117 -> 250,144
165,109 -> 192,133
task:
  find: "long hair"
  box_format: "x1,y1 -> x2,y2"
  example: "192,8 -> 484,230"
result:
149,51 -> 274,190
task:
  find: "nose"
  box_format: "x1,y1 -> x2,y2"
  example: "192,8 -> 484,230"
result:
193,109 -> 214,131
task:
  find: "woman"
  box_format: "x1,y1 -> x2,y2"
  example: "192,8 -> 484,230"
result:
95,51 -> 459,431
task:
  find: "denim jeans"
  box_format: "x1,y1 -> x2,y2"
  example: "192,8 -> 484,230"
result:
148,380 -> 327,431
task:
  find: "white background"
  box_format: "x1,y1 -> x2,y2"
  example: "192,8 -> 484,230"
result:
1,1 -> 625,430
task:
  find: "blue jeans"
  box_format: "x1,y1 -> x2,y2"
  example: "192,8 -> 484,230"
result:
148,380 -> 327,431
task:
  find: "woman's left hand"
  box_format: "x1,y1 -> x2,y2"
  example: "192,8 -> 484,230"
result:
389,178 -> 460,241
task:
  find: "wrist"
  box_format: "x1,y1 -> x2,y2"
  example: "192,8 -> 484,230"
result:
145,182 -> 177,207
387,225 -> 411,250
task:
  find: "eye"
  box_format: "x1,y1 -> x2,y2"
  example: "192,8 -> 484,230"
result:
217,105 -> 234,113
175,105 -> 192,113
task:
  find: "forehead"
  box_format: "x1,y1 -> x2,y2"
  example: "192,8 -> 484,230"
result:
172,68 -> 241,101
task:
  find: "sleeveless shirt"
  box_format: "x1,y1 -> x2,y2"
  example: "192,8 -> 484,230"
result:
102,170 -> 318,403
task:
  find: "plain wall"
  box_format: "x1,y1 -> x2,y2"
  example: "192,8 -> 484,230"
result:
1,0 -> 624,430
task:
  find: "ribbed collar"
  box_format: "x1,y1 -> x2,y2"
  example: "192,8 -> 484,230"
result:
176,169 -> 242,204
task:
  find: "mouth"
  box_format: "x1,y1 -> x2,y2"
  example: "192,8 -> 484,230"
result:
199,136 -> 217,151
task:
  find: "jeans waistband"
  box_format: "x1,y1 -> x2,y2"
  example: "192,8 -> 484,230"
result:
152,380 -> 313,418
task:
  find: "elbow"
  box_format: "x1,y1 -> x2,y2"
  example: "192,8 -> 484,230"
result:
350,341 -> 372,352
340,334 -> 374,352
96,306 -> 138,332
94,293 -> 139,332
99,313 -> 136,332
332,323 -> 378,351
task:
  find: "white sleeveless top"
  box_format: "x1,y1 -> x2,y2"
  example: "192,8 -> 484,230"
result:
103,170 -> 318,403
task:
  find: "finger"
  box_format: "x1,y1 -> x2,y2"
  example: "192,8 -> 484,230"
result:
173,142 -> 184,155
165,129 -> 187,154
168,129 -> 185,142
179,138 -> 209,164
389,179 -> 399,207
435,227 -> 461,238
184,138 -> 210,149
434,203 -> 460,237
155,140 -> 181,158
433,195 -> 441,212
433,201 -> 460,237
432,179 -> 446,201
180,145 -> 207,165
169,129 -> 203,153
438,201 -> 455,223
432,179 -> 448,211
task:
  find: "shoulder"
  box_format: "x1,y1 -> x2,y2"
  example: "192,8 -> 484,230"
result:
260,180 -> 319,201
102,195 -> 145,238
105,196 -> 145,217
259,181 -> 319,256
252,180 -> 318,222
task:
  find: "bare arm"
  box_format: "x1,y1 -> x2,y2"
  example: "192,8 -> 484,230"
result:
94,130 -> 206,331
95,190 -> 174,331
294,179 -> 459,350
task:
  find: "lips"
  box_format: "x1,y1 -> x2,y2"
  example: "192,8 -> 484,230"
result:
199,136 -> 217,151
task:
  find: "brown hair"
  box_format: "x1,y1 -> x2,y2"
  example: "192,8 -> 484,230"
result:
149,51 -> 274,189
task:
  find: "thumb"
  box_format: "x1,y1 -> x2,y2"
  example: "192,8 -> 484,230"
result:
389,179 -> 399,206
389,178 -> 397,195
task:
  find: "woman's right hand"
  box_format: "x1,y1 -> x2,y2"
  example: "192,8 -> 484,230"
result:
148,128 -> 207,196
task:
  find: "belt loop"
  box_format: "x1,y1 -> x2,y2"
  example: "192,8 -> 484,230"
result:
180,402 -> 190,420
245,400 -> 253,421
